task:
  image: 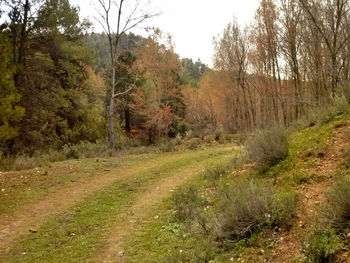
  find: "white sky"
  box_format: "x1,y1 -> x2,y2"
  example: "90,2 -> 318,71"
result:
71,0 -> 261,66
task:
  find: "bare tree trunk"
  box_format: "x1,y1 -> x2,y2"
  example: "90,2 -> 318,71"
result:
109,67 -> 116,148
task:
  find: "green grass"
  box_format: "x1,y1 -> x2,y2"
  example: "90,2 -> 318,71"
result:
0,149 -> 206,215
264,114 -> 348,187
0,146 -> 235,262
122,113 -> 350,263
123,157 -> 238,262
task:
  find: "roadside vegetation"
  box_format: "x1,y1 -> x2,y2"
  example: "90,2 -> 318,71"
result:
123,97 -> 350,262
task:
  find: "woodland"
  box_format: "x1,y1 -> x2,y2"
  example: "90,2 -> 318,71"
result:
0,0 -> 349,157
0,1 -> 350,262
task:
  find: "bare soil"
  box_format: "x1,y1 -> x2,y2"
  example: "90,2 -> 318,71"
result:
272,120 -> 350,262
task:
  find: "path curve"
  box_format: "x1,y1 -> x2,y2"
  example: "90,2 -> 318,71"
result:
93,154 -> 233,263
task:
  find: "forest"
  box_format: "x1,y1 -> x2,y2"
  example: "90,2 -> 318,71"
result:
0,0 -> 349,159
0,0 -> 350,262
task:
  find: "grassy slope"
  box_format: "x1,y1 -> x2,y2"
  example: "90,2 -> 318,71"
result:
122,112 -> 349,262
0,145 -> 237,262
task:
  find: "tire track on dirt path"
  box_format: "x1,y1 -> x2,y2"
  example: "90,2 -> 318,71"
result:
93,152 -> 236,263
0,151 -> 197,252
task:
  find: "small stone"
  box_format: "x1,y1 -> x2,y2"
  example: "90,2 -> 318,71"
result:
1,188 -> 5,192
29,228 -> 37,233
154,215 -> 159,220
179,249 -> 183,253
258,249 -> 265,255
22,252 -> 26,255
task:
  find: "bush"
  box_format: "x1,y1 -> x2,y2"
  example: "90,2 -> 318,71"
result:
160,140 -> 177,152
203,162 -> 231,181
172,185 -> 207,222
172,185 -> 210,232
270,189 -> 298,228
246,126 -> 288,170
305,228 -> 342,263
214,127 -> 224,142
321,175 -> 350,231
215,179 -> 297,240
186,137 -> 201,150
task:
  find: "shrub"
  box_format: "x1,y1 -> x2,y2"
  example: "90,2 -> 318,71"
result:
321,175 -> 350,231
214,127 -> 224,142
203,162 -> 231,181
246,126 -> 288,170
172,185 -> 207,222
186,137 -> 201,150
160,140 -> 177,152
270,189 -> 298,228
304,228 -> 342,263
174,134 -> 183,145
215,179 -> 297,240
172,185 -> 210,232
168,120 -> 190,138
203,135 -> 216,144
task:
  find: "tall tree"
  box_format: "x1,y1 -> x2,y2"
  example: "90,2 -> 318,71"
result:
0,32 -> 25,153
95,0 -> 157,148
299,0 -> 350,95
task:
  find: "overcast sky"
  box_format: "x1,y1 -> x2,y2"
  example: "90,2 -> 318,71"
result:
70,0 -> 261,66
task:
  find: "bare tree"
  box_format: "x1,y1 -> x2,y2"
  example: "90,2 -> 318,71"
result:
299,0 -> 350,95
94,0 -> 157,148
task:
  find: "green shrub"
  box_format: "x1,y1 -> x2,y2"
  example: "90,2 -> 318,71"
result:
203,162 -> 231,181
215,179 -> 297,240
246,127 -> 288,170
270,189 -> 298,228
172,185 -> 207,222
304,228 -> 342,263
172,185 -> 210,232
321,175 -> 350,231
174,134 -> 183,145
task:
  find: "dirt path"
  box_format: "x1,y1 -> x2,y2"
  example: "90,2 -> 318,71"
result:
273,120 -> 350,262
93,155 -> 230,263
0,151 -> 193,252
